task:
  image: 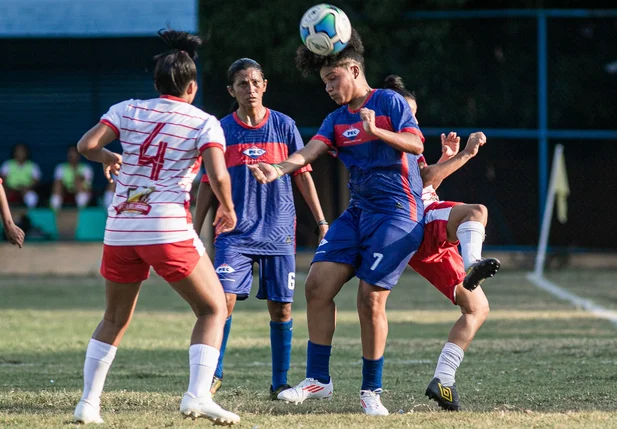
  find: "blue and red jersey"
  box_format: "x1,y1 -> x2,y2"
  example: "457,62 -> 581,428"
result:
313,89 -> 424,221
202,109 -> 311,255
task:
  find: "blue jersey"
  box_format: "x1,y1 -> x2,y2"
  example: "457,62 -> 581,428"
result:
313,89 -> 424,221
202,109 -> 311,255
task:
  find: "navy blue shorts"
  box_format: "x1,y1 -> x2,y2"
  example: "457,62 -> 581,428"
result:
312,206 -> 424,289
213,248 -> 296,303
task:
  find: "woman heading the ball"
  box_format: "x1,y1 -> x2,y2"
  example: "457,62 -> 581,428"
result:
385,75 -> 500,411
248,29 -> 425,416
193,58 -> 328,400
72,29 -> 240,425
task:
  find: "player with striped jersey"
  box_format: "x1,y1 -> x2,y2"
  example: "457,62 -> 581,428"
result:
193,58 -> 328,400
249,30 -> 425,416
384,75 -> 500,411
73,29 -> 239,425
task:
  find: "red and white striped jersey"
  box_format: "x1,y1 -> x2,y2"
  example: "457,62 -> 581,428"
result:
100,95 -> 225,246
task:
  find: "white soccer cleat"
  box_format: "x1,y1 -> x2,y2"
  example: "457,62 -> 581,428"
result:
277,377 -> 333,404
179,392 -> 240,425
73,400 -> 104,424
360,390 -> 389,416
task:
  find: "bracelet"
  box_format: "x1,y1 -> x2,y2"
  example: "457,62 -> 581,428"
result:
271,163 -> 283,179
314,219 -> 328,235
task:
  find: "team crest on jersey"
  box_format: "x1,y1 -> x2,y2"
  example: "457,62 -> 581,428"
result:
215,263 -> 236,274
342,127 -> 361,139
243,146 -> 267,159
115,186 -> 155,215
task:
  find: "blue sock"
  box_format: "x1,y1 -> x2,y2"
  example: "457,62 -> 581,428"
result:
361,356 -> 384,391
306,341 -> 331,384
214,316 -> 232,379
270,319 -> 293,390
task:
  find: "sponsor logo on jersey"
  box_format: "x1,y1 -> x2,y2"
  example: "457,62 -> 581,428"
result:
215,263 -> 236,274
115,186 -> 155,215
342,127 -> 361,139
318,238 -> 328,247
243,146 -> 267,159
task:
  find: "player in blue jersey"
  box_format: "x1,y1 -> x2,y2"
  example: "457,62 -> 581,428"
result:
248,30 -> 424,416
193,58 -> 328,400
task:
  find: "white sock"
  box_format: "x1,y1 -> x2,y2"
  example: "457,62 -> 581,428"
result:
50,194 -> 62,210
433,342 -> 464,387
456,221 -> 485,270
76,192 -> 90,208
24,191 -> 38,208
188,344 -> 220,398
80,339 -> 117,408
103,190 -> 114,208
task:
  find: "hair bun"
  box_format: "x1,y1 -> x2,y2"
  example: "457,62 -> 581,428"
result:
157,29 -> 202,60
384,75 -> 405,91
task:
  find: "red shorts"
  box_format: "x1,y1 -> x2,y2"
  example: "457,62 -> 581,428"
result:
409,201 -> 465,304
101,237 -> 205,283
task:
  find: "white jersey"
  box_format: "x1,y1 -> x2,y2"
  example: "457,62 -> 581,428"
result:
416,154 -> 440,206
100,96 -> 225,246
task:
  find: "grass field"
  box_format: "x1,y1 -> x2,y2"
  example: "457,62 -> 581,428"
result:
1,269 -> 617,428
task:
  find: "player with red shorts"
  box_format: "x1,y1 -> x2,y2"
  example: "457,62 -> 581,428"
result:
384,75 -> 500,412
72,29 -> 240,425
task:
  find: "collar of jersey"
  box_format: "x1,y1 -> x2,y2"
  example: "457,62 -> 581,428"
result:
233,108 -> 270,130
347,89 -> 377,114
159,95 -> 188,103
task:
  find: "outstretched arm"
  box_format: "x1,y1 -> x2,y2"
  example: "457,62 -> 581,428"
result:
292,171 -> 329,242
249,139 -> 329,184
420,131 -> 486,189
0,182 -> 25,248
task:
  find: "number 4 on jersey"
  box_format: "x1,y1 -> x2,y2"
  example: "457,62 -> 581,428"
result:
139,122 -> 168,180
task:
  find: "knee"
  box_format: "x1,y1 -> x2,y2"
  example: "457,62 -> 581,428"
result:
305,279 -> 329,304
270,302 -> 292,322
460,296 -> 490,322
357,292 -> 385,319
467,204 -> 488,224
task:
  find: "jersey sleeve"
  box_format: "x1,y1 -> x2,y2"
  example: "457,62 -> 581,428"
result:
384,92 -> 425,142
312,113 -> 338,157
288,122 -> 313,176
32,163 -> 42,181
100,100 -> 131,138
0,161 -> 9,177
197,116 -> 226,153
53,165 -> 64,181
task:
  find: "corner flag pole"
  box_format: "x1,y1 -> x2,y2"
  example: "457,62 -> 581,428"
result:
533,144 -> 567,278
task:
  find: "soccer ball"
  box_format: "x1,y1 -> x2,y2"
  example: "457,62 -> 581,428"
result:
299,4 -> 352,56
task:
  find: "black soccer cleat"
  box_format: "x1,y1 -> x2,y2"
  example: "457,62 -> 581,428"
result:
463,258 -> 501,291
270,383 -> 293,400
425,377 -> 460,411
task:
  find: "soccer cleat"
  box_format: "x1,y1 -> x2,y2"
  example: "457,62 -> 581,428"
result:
270,383 -> 292,400
276,377 -> 333,404
73,400 -> 104,424
463,258 -> 501,291
210,376 -> 223,395
360,389 -> 389,416
180,392 -> 240,425
425,377 -> 460,411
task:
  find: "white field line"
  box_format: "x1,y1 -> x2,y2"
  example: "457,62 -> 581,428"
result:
526,273 -> 617,327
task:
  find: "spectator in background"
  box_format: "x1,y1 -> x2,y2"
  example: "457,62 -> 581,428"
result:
0,142 -> 41,208
50,145 -> 93,210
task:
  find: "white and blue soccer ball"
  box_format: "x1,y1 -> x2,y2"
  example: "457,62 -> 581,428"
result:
299,4 -> 352,56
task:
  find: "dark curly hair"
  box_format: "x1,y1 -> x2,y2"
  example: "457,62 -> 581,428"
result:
383,75 -> 416,100
295,28 -> 365,77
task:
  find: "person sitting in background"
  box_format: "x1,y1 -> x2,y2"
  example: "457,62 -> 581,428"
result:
0,142 -> 41,208
50,145 -> 93,210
